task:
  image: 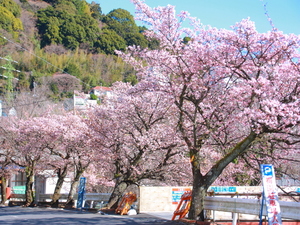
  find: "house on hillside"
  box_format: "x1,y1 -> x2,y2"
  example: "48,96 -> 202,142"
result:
73,91 -> 97,109
0,100 -> 17,117
63,91 -> 97,111
89,86 -> 112,102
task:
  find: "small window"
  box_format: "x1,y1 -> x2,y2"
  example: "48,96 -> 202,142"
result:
11,171 -> 26,186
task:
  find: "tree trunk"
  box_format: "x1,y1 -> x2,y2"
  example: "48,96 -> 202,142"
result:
188,149 -> 209,220
51,166 -> 68,207
191,185 -> 208,221
188,131 -> 258,221
65,169 -> 84,206
0,177 -> 7,205
106,181 -> 128,209
24,166 -> 35,206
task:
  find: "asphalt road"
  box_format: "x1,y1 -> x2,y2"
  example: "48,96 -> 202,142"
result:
0,206 -> 186,225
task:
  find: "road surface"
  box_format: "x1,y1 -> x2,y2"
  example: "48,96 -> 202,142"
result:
0,206 -> 186,225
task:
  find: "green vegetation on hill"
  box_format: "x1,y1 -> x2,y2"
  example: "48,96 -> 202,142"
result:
0,0 -> 149,100
36,0 -> 152,53
102,8 -> 148,49
36,0 -> 100,49
0,0 -> 23,38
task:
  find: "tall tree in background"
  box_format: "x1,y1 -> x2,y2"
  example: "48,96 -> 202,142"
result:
89,1 -> 102,20
0,0 -> 23,34
118,0 -> 300,220
102,8 -> 139,39
102,8 -> 149,49
94,28 -> 127,55
37,4 -> 100,49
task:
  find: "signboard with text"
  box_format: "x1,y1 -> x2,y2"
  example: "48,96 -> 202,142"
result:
209,186 -> 237,193
261,164 -> 282,225
172,188 -> 191,204
12,186 -> 26,194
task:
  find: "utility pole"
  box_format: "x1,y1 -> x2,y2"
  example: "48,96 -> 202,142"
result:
0,55 -> 20,100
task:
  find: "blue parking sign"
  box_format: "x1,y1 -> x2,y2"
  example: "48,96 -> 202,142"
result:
261,164 -> 273,176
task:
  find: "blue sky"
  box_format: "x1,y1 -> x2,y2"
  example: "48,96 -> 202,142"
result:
93,0 -> 300,35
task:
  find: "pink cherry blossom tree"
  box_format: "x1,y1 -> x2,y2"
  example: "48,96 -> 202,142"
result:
0,93 -> 63,205
0,115 -> 63,206
39,114 -> 73,206
82,163 -> 115,193
236,133 -> 300,185
60,114 -> 99,206
117,0 -> 300,220
0,132 -> 16,204
0,111 -> 101,207
88,81 -> 192,208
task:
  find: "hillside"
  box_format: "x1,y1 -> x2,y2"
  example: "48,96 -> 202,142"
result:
0,0 -> 152,100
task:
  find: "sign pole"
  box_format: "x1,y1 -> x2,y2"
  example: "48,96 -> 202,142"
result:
77,177 -> 86,210
260,164 -> 282,225
259,189 -> 265,225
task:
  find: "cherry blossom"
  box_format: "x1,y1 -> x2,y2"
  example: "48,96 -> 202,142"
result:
119,0 -> 300,220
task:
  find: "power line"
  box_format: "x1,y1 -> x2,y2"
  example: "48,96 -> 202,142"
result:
1,99 -> 52,109
1,66 -> 21,73
0,74 -> 19,80
0,34 -> 95,111
0,35 -> 92,88
0,56 -> 18,64
0,35 -> 66,74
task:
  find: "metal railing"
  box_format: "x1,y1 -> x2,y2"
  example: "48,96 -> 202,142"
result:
9,193 -> 111,208
204,196 -> 300,220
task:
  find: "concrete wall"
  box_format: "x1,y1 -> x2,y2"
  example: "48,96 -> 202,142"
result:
139,186 -> 264,212
44,177 -> 71,194
139,186 -> 192,212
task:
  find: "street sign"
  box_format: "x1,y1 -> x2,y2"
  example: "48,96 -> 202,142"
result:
261,164 -> 282,225
77,177 -> 86,209
12,186 -> 26,194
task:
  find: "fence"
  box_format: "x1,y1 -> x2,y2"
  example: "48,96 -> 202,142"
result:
139,186 -> 300,221
204,196 -> 300,221
9,193 -> 111,208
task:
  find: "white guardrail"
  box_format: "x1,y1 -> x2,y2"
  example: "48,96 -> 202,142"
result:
9,193 -> 299,220
38,193 -> 111,202
204,196 -> 300,220
10,193 -> 111,207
